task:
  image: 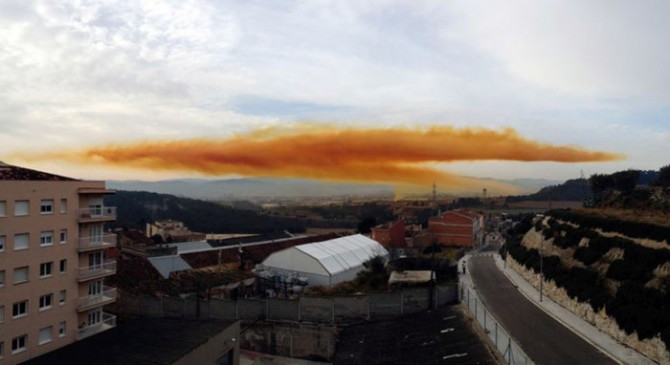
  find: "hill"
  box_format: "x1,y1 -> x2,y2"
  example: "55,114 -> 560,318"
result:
108,178 -> 394,200
502,211 -> 670,363
506,178 -> 591,203
104,191 -> 306,234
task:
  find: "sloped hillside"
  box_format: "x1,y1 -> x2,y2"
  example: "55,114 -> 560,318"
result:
105,191 -> 306,233
503,211 -> 670,364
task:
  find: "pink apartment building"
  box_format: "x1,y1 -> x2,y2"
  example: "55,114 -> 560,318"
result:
0,162 -> 117,364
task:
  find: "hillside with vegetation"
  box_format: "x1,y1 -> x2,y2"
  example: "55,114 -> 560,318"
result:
506,178 -> 592,203
500,166 -> 670,363
105,191 -> 307,234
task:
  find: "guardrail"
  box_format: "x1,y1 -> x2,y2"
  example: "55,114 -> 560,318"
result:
78,234 -> 117,251
77,287 -> 117,311
77,261 -> 116,281
76,312 -> 116,340
78,207 -> 116,220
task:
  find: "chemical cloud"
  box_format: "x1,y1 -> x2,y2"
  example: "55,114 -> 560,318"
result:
10,125 -> 623,193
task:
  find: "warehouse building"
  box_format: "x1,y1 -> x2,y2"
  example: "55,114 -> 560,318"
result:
256,234 -> 389,287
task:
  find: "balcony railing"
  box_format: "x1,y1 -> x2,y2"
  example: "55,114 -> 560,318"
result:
77,287 -> 117,311
78,207 -> 117,221
78,234 -> 117,252
77,260 -> 116,282
76,312 -> 116,340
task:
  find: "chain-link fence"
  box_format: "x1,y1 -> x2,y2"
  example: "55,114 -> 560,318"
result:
461,277 -> 535,365
115,283 -> 459,324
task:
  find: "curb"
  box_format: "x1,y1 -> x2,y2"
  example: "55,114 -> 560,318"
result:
491,254 -> 647,365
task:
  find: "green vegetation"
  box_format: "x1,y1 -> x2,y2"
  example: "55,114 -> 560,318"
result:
106,191 -> 306,233
550,209 -> 670,243
503,212 -> 670,347
506,178 -> 591,203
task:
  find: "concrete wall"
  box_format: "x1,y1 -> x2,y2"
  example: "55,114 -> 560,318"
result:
115,283 -> 459,325
174,320 -> 240,365
240,322 -> 336,361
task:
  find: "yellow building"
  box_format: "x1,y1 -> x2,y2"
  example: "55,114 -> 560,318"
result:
0,162 -> 117,364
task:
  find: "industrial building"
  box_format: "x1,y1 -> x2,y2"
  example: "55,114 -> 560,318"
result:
256,234 -> 389,287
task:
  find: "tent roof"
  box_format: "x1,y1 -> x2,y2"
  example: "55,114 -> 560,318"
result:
294,234 -> 388,275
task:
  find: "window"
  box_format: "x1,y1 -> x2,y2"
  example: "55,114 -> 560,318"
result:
40,262 -> 53,278
11,335 -> 26,354
14,233 -> 28,250
60,229 -> 67,244
12,300 -> 27,318
0,305 -> 5,323
59,290 -> 66,305
40,200 -> 54,214
14,200 -> 29,216
0,235 -> 5,251
58,321 -> 66,337
88,309 -> 102,325
40,231 -> 54,246
0,341 -> 3,359
39,294 -> 53,310
39,326 -> 52,345
89,280 -> 103,296
0,270 -> 4,287
13,267 -> 28,284
60,199 -> 67,214
60,259 -> 67,273
0,200 -> 5,217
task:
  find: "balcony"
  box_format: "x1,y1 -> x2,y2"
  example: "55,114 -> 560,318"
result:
78,234 -> 117,252
78,207 -> 116,223
78,261 -> 116,282
77,287 -> 117,312
76,312 -> 116,340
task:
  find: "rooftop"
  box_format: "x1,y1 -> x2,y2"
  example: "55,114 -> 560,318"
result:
334,305 -> 498,365
0,161 -> 76,181
29,317 -> 238,365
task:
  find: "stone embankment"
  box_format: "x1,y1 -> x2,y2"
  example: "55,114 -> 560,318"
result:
509,227 -> 669,364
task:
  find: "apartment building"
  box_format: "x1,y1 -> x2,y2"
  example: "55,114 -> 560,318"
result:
0,162 -> 117,364
427,209 -> 484,248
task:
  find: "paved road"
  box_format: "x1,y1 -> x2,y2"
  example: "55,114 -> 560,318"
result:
468,255 -> 617,365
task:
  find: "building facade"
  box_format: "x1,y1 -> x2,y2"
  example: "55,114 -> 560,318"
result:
371,220 -> 406,249
427,209 -> 484,248
0,163 -> 117,364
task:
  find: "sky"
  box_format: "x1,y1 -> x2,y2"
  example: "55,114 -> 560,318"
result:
1,1 -> 669,191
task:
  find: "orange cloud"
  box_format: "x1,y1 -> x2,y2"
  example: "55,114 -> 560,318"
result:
10,125 -> 623,193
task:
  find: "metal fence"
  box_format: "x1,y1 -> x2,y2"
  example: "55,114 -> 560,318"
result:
461,278 -> 535,365
115,283 -> 458,324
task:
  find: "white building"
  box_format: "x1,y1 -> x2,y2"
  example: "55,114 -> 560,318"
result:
257,234 -> 389,287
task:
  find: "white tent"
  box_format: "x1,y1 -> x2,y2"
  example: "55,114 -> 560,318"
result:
259,234 -> 389,287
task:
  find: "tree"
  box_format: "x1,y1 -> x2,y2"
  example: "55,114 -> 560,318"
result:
611,170 -> 640,193
590,173 -> 614,195
656,164 -> 670,187
357,217 -> 377,234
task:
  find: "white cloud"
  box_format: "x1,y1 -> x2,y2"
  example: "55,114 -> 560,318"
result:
0,0 -> 668,181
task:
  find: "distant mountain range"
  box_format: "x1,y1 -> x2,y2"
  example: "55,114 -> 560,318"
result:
107,178 -> 395,200
107,177 -> 562,200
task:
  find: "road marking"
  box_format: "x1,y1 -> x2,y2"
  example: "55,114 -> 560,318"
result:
443,316 -> 456,320
440,328 -> 455,333
443,353 -> 468,360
